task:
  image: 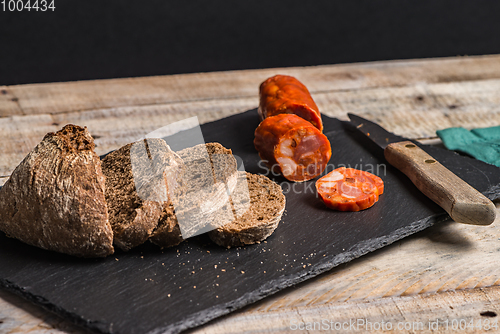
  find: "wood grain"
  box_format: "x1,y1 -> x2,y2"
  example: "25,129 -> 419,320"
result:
3,76 -> 500,184
2,55 -> 500,117
0,86 -> 22,116
2,55 -> 500,333
193,286 -> 500,334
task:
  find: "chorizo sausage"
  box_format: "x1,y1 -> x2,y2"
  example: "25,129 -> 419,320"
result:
316,167 -> 384,211
254,114 -> 331,182
259,75 -> 323,131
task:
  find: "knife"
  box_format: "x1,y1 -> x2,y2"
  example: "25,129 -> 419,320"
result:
348,113 -> 496,226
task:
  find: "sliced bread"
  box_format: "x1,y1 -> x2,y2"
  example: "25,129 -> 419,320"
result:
149,203 -> 184,248
0,125 -> 114,258
101,138 -> 184,251
150,142 -> 238,248
208,172 -> 286,248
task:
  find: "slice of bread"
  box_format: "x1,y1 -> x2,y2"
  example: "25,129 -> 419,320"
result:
150,142 -> 238,248
101,138 -> 184,251
150,203 -> 184,248
0,125 -> 114,258
208,172 -> 286,248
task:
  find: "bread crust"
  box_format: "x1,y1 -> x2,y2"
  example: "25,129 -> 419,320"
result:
0,125 -> 114,258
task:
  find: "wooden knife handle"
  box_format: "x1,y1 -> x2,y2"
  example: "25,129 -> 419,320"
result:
385,141 -> 496,226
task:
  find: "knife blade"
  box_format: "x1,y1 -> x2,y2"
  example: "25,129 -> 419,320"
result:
348,113 -> 496,226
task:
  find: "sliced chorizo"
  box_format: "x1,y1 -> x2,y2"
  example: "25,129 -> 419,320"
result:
259,75 -> 323,131
254,114 -> 331,182
316,167 -> 384,211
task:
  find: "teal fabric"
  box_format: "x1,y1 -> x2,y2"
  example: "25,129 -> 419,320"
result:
436,126 -> 500,167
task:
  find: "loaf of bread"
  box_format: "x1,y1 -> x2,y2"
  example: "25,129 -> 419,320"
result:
101,138 -> 184,251
0,125 -> 114,258
0,126 -> 285,256
208,172 -> 286,248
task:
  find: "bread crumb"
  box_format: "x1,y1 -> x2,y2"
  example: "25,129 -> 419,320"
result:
193,286 -> 196,289
168,294 -> 171,297
214,265 -> 217,268
241,271 -> 245,274
221,269 -> 226,272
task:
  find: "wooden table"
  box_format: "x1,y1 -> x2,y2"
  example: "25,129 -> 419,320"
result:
1,55 -> 500,333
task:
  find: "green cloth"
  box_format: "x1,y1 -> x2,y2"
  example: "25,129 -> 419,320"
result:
436,126 -> 500,167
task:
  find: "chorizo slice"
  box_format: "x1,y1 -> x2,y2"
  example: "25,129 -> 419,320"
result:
259,75 -> 323,131
254,114 -> 331,182
316,167 -> 384,211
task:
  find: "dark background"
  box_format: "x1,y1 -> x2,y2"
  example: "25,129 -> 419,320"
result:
1,0 -> 500,85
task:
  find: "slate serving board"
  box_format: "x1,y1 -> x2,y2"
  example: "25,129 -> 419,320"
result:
1,109 -> 500,334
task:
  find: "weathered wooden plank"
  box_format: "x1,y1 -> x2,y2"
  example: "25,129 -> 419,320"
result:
3,55 -> 500,117
336,79 -> 500,138
2,77 -> 500,184
0,86 -> 23,117
194,286 -> 500,334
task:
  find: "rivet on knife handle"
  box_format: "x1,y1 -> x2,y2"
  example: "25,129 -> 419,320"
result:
385,141 -> 496,226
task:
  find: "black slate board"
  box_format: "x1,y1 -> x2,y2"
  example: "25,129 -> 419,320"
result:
1,109 -> 500,334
